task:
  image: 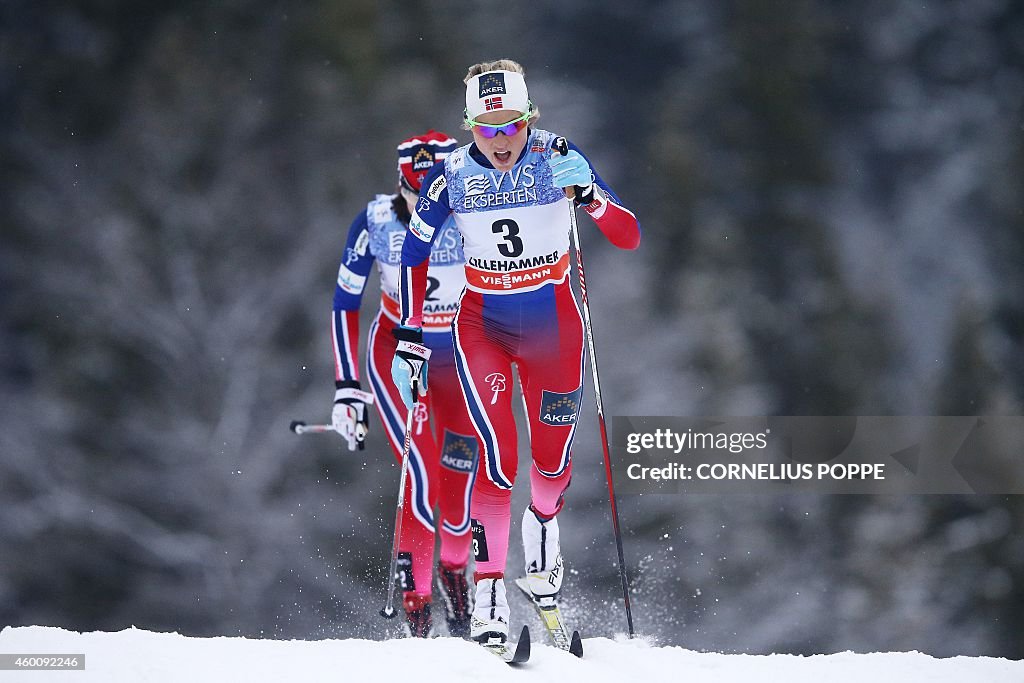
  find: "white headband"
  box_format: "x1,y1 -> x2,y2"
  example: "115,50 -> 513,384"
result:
465,70 -> 530,120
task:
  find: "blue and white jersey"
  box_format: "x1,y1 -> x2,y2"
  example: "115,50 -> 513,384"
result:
444,129 -> 567,213
406,129 -> 573,296
334,194 -> 465,333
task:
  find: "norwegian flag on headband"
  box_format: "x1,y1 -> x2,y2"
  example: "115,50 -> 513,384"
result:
466,70 -> 529,120
396,130 -> 458,193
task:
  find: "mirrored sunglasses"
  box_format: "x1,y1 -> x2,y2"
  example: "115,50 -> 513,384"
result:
466,111 -> 531,139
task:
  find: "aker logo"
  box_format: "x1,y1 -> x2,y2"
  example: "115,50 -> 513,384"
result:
463,174 -> 489,196
412,147 -> 434,171
440,430 -> 477,472
539,386 -> 583,426
478,72 -> 506,97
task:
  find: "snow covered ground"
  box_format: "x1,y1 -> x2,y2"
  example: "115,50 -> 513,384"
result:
1,626 -> 1021,682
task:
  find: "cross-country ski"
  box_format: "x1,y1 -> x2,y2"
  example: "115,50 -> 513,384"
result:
514,577 -> 583,658
478,625 -> 531,665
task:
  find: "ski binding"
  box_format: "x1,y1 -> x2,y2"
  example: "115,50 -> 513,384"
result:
479,625 -> 530,665
514,577 -> 583,658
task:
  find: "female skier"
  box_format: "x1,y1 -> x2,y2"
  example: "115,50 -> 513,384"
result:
390,61 -> 640,644
330,130 -> 479,637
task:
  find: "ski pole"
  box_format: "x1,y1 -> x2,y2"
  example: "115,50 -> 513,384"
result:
555,138 -> 636,638
289,420 -> 337,435
380,379 -> 420,619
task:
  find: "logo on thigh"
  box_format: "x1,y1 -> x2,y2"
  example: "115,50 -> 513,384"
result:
484,372 -> 507,405
440,430 -> 478,472
539,386 -> 583,426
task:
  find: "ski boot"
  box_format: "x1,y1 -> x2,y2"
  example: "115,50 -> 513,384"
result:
436,562 -> 472,638
470,576 -> 510,644
403,594 -> 433,638
522,505 -> 563,598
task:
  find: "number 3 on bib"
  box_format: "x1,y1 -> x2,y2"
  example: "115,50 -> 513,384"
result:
492,218 -> 524,258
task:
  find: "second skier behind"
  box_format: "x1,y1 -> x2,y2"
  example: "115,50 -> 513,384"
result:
330,130 -> 480,638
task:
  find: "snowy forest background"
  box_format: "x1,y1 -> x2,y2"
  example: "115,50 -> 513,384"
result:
2,0 -> 1023,659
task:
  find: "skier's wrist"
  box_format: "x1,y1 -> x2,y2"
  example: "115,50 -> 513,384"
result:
393,324 -> 423,345
577,184 -> 608,218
